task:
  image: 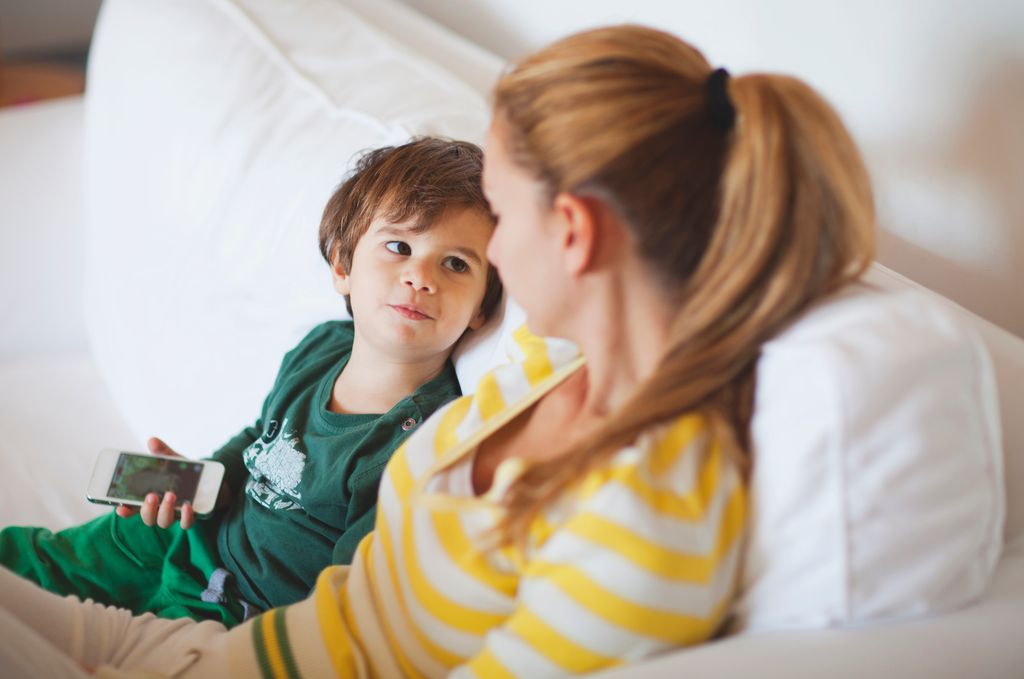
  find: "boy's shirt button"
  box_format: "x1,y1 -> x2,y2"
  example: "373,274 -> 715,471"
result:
401,418 -> 417,431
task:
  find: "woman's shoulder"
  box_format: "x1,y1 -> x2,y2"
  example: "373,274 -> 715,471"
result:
523,414 -> 747,603
585,415 -> 735,497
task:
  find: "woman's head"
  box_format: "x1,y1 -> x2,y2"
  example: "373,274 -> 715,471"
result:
486,25 -> 876,545
489,25 -> 873,320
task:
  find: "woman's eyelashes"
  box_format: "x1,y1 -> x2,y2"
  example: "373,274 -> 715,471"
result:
383,241 -> 471,274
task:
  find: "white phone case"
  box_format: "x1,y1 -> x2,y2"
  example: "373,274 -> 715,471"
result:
87,449 -> 225,515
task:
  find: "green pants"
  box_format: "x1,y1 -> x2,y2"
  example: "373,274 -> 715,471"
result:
0,513 -> 253,627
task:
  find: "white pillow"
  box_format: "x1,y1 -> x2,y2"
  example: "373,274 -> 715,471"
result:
342,0 -> 503,95
84,0 -> 500,455
733,279 -> 1004,630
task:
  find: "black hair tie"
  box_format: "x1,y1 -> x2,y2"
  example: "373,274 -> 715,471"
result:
706,67 -> 735,131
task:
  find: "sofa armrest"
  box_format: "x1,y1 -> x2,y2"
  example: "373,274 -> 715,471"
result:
0,95 -> 89,360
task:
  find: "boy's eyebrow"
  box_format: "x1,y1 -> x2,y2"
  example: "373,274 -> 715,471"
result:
375,225 -> 414,238
374,224 -> 484,266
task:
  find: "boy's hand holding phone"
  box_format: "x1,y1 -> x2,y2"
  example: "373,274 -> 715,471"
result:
89,438 -> 226,530
114,438 -> 197,529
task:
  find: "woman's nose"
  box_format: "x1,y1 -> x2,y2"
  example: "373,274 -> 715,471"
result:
486,231 -> 501,268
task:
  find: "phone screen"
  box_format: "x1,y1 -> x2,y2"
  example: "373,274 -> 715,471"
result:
108,453 -> 204,503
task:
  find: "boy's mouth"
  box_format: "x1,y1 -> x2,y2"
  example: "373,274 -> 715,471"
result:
390,304 -> 433,321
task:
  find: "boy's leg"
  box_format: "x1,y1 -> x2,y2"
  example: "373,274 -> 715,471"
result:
150,524 -> 255,627
0,513 -> 171,611
0,514 -> 253,626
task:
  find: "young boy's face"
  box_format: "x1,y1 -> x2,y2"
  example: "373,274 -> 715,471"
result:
332,207 -> 492,363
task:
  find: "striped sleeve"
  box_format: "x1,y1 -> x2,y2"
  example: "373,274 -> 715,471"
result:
450,418 -> 747,678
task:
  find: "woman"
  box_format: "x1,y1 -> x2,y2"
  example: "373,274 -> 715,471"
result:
0,24 -> 873,678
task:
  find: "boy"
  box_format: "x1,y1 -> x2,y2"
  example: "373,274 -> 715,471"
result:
0,137 -> 502,627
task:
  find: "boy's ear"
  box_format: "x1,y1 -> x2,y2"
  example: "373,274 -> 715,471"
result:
467,306 -> 487,331
331,259 -> 351,296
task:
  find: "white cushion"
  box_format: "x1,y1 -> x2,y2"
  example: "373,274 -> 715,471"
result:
734,280 -> 1004,630
342,0 -> 503,95
868,264 -> 1024,545
84,0 -> 498,455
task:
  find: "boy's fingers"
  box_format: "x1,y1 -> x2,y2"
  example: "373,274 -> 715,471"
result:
156,492 -> 177,529
115,505 -> 138,518
140,492 -> 160,526
148,436 -> 182,459
180,502 -> 194,530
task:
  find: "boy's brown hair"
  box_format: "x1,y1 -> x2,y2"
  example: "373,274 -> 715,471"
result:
319,137 -> 502,320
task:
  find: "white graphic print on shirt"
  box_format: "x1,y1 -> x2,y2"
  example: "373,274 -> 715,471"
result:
244,418 -> 306,511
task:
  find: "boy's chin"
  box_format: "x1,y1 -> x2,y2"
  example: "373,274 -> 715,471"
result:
379,329 -> 458,363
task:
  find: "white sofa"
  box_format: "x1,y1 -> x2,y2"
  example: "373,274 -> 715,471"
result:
1,1 -> 1022,676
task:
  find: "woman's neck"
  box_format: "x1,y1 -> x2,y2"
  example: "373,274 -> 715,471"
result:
570,268 -> 674,418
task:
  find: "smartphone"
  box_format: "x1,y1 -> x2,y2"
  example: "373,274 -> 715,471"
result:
87,449 -> 225,515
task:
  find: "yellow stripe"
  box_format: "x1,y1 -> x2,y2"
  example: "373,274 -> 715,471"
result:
525,561 -> 718,644
375,508 -> 471,669
512,324 -> 554,386
363,523 -> 431,679
431,510 -> 519,595
433,397 -> 473,460
528,514 -> 557,550
387,447 -> 416,498
564,491 -> 744,583
505,607 -> 621,673
463,648 -> 517,679
647,415 -> 705,477
312,567 -> 359,678
260,610 -> 289,679
418,357 -> 585,494
400,504 -> 508,634
475,372 -> 506,421
577,443 -> 723,522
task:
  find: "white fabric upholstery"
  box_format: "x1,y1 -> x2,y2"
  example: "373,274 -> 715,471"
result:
736,277 -> 1004,630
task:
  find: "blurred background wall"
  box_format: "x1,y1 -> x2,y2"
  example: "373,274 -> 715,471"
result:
402,0 -> 1024,337
0,0 -> 101,105
1,0 -> 1020,336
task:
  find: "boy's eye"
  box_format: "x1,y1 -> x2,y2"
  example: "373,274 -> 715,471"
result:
384,241 -> 411,256
444,256 -> 469,274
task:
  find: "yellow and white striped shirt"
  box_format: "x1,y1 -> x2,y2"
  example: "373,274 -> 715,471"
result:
227,328 -> 747,678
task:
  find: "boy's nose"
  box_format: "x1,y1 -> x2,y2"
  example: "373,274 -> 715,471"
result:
401,263 -> 436,293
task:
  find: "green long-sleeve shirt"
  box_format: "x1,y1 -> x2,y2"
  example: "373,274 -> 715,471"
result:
210,320 -> 460,610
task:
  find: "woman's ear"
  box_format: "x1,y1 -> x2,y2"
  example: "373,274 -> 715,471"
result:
552,192 -> 597,276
